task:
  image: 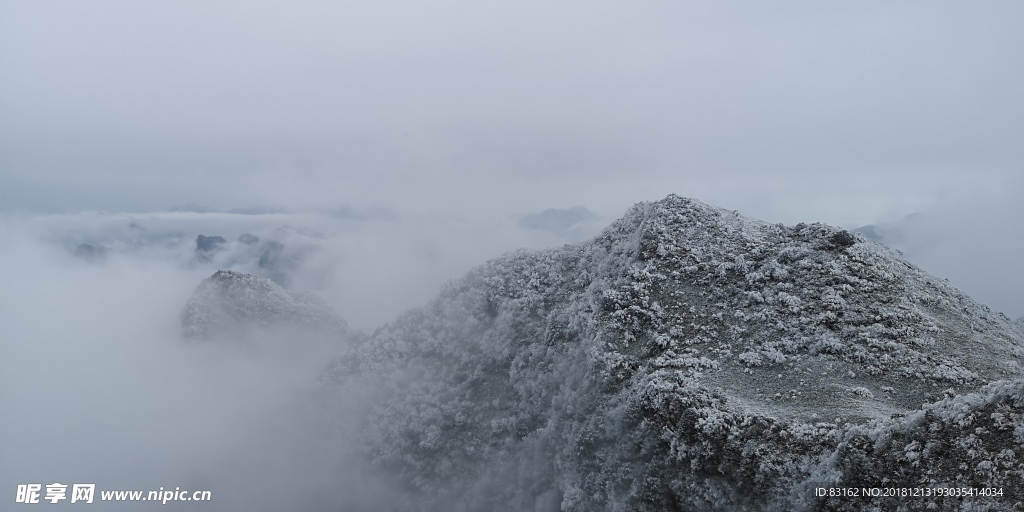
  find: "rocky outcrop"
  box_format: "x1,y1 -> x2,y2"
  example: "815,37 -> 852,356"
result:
195,234 -> 228,262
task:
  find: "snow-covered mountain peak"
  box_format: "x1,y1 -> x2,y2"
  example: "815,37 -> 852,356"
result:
315,194 -> 1024,510
181,270 -> 350,340
616,195 -> 1023,421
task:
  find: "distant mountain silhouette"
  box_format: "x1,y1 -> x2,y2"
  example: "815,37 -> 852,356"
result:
518,206 -> 601,240
73,243 -> 109,262
182,270 -> 350,340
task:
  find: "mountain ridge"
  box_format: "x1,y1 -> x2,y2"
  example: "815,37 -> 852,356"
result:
183,194 -> 1024,510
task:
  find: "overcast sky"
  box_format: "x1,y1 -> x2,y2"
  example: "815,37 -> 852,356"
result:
2,0 -> 1022,225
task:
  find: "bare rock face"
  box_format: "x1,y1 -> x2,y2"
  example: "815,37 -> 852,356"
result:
322,195 -> 1024,511
182,270 -> 350,340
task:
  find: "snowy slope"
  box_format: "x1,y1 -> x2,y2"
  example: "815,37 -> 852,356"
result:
192,195 -> 1024,511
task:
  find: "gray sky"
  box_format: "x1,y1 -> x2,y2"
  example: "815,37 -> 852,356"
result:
2,0 -> 1022,225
